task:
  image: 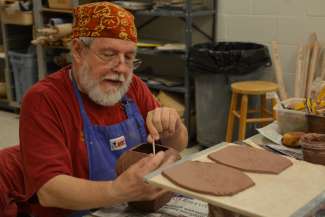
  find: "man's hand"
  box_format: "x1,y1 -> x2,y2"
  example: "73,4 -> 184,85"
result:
146,107 -> 182,141
111,151 -> 173,202
146,107 -> 188,151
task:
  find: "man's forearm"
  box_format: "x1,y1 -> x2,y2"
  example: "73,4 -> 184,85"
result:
161,123 -> 188,151
37,175 -> 124,210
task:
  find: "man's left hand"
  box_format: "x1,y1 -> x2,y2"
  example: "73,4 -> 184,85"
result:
146,107 -> 181,142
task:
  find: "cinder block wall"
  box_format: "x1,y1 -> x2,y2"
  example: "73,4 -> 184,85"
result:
217,0 -> 325,96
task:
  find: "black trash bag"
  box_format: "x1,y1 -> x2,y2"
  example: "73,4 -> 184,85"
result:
189,42 -> 271,75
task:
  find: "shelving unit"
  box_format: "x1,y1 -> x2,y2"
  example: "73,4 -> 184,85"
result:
32,0 -> 217,142
32,0 -> 78,79
0,5 -> 34,111
132,1 -> 217,139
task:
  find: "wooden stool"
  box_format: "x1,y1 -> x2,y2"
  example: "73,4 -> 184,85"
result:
226,81 -> 279,142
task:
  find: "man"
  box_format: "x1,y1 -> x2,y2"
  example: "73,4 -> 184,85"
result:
18,2 -> 187,217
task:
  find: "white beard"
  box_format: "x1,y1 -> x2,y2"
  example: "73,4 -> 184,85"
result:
78,62 -> 133,106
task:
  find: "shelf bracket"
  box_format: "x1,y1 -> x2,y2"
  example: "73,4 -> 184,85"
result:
137,16 -> 159,30
179,17 -> 214,41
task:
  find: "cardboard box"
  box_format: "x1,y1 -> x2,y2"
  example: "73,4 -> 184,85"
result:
48,0 -> 73,9
2,11 -> 33,25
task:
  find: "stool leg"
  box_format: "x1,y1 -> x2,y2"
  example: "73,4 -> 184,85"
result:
226,92 -> 238,142
238,94 -> 248,141
260,94 -> 267,127
271,97 -> 277,120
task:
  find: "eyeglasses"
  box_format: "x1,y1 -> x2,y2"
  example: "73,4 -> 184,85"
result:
81,42 -> 142,69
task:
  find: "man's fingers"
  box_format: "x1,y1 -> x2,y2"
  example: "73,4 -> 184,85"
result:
161,154 -> 177,167
161,108 -> 170,131
147,134 -> 154,144
168,111 -> 178,134
147,188 -> 169,200
152,109 -> 163,134
139,151 -> 165,176
146,111 -> 160,140
130,154 -> 153,171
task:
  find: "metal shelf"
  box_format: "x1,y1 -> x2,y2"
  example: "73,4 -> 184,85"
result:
41,7 -> 72,14
146,82 -> 186,93
137,47 -> 185,56
134,9 -> 215,17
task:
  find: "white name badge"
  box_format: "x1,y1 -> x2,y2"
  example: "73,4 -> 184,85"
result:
110,136 -> 127,151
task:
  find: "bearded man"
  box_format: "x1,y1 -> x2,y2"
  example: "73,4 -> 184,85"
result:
14,2 -> 188,217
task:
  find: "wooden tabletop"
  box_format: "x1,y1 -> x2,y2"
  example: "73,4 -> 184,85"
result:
145,142 -> 325,217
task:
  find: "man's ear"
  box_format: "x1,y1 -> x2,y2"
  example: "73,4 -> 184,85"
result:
71,39 -> 83,64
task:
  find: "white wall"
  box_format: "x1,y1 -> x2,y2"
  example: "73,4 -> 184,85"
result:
217,0 -> 325,96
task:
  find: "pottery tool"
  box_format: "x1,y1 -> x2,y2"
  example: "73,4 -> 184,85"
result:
152,139 -> 156,155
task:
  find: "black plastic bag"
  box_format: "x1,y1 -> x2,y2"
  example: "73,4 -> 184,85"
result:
189,42 -> 271,75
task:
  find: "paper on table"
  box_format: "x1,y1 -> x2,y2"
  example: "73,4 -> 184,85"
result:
257,122 -> 303,159
92,195 -> 208,217
256,122 -> 282,145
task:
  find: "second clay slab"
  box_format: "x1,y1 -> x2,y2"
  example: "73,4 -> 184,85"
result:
208,146 -> 293,174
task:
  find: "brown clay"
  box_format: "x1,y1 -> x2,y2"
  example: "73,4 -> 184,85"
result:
115,143 -> 181,212
208,146 -> 292,174
299,133 -> 325,165
162,161 -> 255,196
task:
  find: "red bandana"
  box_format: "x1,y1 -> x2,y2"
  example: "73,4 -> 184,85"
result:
72,2 -> 137,42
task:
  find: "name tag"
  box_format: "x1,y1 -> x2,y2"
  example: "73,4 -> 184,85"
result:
110,136 -> 127,151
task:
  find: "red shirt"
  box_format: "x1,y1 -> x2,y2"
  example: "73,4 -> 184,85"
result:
0,146 -> 27,217
19,66 -> 159,217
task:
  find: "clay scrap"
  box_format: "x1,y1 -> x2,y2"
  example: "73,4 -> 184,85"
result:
162,161 -> 255,196
208,146 -> 293,174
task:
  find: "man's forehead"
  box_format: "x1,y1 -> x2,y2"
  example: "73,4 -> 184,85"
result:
93,38 -> 137,52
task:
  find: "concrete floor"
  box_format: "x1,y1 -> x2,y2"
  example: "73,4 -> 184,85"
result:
0,109 -> 201,155
0,110 -> 19,148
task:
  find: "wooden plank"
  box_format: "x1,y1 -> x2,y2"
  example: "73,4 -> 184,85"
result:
303,33 -> 317,98
271,41 -> 288,100
146,143 -> 325,217
306,39 -> 321,98
294,45 -> 305,97
320,51 -> 325,81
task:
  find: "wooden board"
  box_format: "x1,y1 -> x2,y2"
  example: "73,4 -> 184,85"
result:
294,45 -> 305,97
271,41 -> 288,100
145,143 -> 325,217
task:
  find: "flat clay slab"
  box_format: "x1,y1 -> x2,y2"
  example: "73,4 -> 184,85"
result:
162,161 -> 255,196
208,146 -> 293,174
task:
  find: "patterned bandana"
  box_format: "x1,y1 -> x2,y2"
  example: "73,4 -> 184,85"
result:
72,2 -> 137,42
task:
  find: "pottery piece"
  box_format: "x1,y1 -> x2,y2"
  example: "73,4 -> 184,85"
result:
116,143 -> 180,212
299,133 -> 325,165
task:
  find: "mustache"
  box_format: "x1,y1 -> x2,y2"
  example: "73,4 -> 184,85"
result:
101,74 -> 125,82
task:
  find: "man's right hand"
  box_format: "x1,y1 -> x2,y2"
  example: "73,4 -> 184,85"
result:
111,151 -> 170,202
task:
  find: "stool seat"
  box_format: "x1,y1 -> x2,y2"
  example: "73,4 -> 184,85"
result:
226,80 -> 279,142
231,81 -> 278,95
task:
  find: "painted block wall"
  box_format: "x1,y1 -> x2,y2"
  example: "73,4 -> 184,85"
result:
217,0 -> 325,96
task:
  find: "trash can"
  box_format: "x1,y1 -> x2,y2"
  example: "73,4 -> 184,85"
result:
189,42 -> 271,147
8,47 -> 38,103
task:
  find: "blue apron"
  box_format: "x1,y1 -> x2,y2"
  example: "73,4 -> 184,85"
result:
69,78 -> 148,216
